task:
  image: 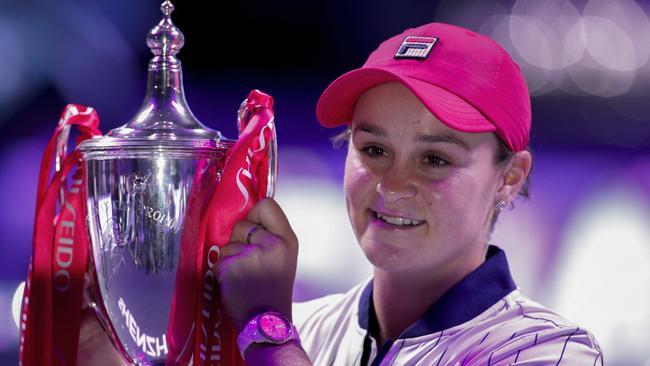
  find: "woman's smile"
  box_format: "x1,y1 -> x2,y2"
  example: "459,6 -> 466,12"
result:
370,209 -> 425,227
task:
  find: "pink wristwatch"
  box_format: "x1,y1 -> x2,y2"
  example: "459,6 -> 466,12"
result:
236,311 -> 299,359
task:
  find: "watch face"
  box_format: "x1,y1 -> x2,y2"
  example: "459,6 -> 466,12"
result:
257,313 -> 292,343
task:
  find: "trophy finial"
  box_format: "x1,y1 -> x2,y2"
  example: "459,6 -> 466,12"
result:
147,0 -> 184,57
161,0 -> 174,16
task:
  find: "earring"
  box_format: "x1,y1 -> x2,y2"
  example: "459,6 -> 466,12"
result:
495,199 -> 507,210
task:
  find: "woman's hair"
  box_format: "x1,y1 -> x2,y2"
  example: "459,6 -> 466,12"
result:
331,127 -> 532,234
331,127 -> 351,149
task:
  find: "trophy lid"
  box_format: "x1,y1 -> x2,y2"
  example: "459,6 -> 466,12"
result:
80,1 -> 233,157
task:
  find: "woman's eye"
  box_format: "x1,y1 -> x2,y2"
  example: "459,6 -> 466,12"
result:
361,145 -> 386,158
423,154 -> 449,167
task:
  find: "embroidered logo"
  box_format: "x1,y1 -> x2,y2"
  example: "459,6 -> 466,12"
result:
395,36 -> 438,59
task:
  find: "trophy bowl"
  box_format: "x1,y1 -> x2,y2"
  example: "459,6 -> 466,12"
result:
81,144 -> 230,365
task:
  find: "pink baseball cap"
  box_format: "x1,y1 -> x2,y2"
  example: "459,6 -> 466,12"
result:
316,22 -> 531,152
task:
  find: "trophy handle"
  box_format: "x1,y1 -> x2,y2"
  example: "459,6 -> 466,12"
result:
237,96 -> 278,198
265,124 -> 278,198
55,124 -> 71,204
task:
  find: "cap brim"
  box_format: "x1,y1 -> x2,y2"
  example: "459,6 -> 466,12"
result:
316,67 -> 496,133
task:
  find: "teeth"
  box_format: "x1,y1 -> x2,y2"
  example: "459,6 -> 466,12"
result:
375,212 -> 422,226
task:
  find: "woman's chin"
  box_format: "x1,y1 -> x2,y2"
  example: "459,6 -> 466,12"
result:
359,238 -> 418,274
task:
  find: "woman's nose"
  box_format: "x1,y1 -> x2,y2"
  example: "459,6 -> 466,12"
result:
376,170 -> 417,202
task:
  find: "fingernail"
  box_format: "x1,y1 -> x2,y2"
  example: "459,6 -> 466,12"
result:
207,244 -> 221,264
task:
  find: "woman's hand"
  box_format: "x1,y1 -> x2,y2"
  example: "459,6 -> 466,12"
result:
217,198 -> 299,332
77,274 -> 128,366
75,197 -> 302,365
76,308 -> 127,365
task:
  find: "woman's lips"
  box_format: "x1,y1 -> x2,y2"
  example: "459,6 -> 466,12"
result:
370,209 -> 425,227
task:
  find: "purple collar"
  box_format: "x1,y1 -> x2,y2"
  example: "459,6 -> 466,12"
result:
358,245 -> 517,339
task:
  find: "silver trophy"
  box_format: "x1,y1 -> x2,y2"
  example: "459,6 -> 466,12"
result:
77,2 -> 277,365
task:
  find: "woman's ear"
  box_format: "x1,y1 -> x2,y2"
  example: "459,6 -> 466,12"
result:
497,150 -> 532,201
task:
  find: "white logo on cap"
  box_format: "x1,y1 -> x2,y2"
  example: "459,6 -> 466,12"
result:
395,36 -> 438,59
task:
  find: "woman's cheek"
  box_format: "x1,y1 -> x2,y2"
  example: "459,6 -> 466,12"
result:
421,175 -> 463,225
436,171 -> 490,236
344,154 -> 375,198
344,154 -> 376,240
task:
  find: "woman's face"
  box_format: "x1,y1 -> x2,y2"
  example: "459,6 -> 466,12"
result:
344,83 -> 509,278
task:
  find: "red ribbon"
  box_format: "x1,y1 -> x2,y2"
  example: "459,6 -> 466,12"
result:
20,105 -> 101,366
166,89 -> 276,366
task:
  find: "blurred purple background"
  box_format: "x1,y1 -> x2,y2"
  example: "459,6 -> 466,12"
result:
1,0 -> 649,364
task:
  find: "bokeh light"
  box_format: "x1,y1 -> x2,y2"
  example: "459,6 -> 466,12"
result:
584,0 -> 650,68
11,282 -> 24,330
0,21 -> 24,103
511,0 -> 583,70
551,184 -> 650,363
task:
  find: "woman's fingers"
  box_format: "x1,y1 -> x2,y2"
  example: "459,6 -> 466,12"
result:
219,241 -> 252,259
245,198 -> 298,250
230,220 -> 281,248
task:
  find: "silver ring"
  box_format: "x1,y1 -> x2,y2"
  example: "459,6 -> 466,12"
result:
246,224 -> 265,244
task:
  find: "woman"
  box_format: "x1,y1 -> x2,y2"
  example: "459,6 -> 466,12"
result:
79,22 -> 603,365
218,22 -> 603,365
